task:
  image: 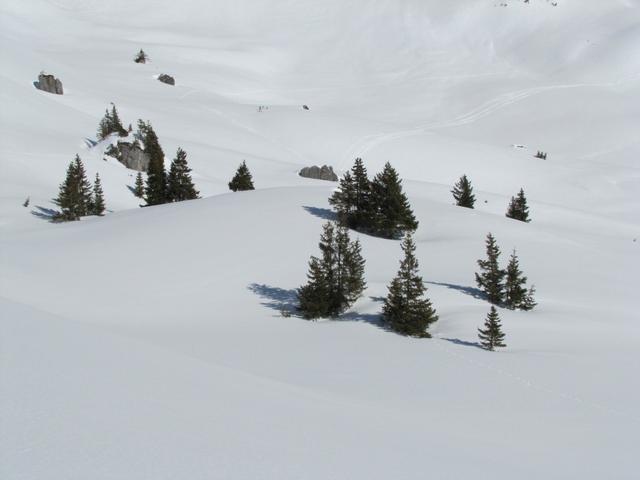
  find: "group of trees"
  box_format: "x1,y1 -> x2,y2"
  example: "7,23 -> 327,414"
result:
54,155 -> 105,221
451,174 -> 531,222
475,233 -> 536,310
97,104 -> 129,140
135,121 -> 199,205
298,222 -> 438,338
329,158 -> 418,239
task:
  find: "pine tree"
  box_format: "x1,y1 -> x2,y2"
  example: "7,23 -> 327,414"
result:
504,250 -> 527,309
298,222 -> 366,319
350,158 -> 372,229
520,285 -> 537,311
329,171 -> 356,225
228,161 -> 255,192
134,172 -> 145,198
97,109 -> 112,141
54,155 -> 93,221
92,173 -> 106,216
167,148 -> 199,202
382,233 -> 438,337
478,306 -> 506,351
109,104 -> 127,137
451,174 -> 476,208
138,121 -> 168,205
134,49 -> 148,63
369,162 -> 418,238
97,104 -> 127,140
506,188 -> 530,222
475,233 -> 506,305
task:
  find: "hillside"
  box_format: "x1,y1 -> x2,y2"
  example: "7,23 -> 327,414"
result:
1,1 -> 639,478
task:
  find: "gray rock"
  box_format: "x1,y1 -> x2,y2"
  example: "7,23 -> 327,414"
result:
108,140 -> 150,172
158,74 -> 175,86
35,72 -> 63,95
299,165 -> 338,182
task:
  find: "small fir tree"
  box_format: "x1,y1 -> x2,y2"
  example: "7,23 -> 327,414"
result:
134,172 -> 145,198
475,233 -> 506,305
134,49 -> 148,63
520,285 -> 537,311
138,121 -> 168,205
228,161 -> 255,192
451,174 -> 476,208
506,188 -> 530,222
97,104 -> 127,140
167,148 -> 199,202
504,250 -> 528,309
382,233 -> 438,337
369,162 -> 418,238
329,170 -> 356,225
92,173 -> 106,216
54,155 -> 93,221
297,222 -> 366,319
478,306 -> 506,351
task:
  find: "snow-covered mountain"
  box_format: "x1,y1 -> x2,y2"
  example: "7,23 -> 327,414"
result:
1,1 -> 639,478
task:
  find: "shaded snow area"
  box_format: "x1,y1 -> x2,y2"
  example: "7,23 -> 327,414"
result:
1,0 -> 639,478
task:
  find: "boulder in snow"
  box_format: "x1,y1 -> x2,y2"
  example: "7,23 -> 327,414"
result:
158,74 -> 175,86
299,165 -> 338,182
34,72 -> 63,95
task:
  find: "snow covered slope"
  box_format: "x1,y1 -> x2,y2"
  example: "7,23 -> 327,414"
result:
1,0 -> 639,478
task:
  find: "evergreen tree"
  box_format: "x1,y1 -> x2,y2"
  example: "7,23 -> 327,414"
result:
506,188 -> 530,222
478,306 -> 506,351
97,104 -> 127,140
167,148 -> 199,202
382,233 -> 438,337
350,158 -> 372,229
53,155 -> 93,221
329,170 -> 356,225
138,121 -> 168,205
298,222 -> 366,319
451,174 -> 476,208
228,161 -> 255,192
134,172 -> 145,198
134,49 -> 148,63
504,250 -> 528,309
92,173 -> 106,216
520,285 -> 537,311
475,233 -> 506,305
369,162 -> 418,238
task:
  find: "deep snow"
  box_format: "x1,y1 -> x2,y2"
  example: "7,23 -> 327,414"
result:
1,0 -> 639,478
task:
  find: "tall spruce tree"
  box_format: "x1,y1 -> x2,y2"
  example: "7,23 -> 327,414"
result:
298,222 -> 366,319
138,121 -> 168,205
506,188 -> 530,222
134,172 -> 145,198
329,158 -> 373,230
167,148 -> 199,202
54,155 -> 93,221
369,162 -> 418,238
504,250 -> 528,309
329,170 -> 356,225
92,173 -> 106,216
475,233 -> 506,305
478,306 -> 506,351
382,233 -> 438,337
228,161 -> 255,191
451,174 -> 476,208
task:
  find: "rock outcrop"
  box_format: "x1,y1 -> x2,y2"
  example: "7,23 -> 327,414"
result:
35,72 -> 63,95
106,140 -> 150,172
158,74 -> 175,86
299,165 -> 338,182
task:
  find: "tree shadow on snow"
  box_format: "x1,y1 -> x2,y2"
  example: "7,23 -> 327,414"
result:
248,283 -> 300,317
441,337 -> 484,350
31,205 -> 59,221
426,281 -> 486,301
302,206 -> 337,222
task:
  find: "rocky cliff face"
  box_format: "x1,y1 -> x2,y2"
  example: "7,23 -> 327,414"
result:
35,73 -> 63,94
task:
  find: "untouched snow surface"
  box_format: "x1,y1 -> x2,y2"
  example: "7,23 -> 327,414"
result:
1,0 -> 639,478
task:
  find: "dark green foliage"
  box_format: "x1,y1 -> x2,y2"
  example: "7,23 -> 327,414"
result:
134,49 -> 148,64
23,197 -> 30,208
369,162 -> 418,238
506,188 -> 531,222
451,174 -> 476,208
97,104 -> 127,140
134,172 -> 145,198
53,155 -> 93,221
167,148 -> 199,202
228,161 -> 255,192
92,173 -> 106,216
383,233 -> 438,337
478,306 -> 506,351
504,250 -> 528,309
520,285 -> 537,311
329,158 -> 374,230
138,121 -> 168,205
329,170 -> 356,224
297,222 -> 367,319
475,233 -> 506,305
